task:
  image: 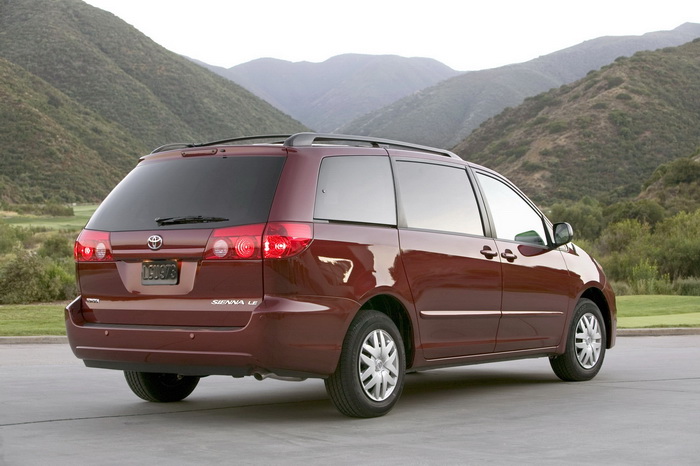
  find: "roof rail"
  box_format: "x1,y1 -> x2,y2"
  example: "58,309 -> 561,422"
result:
283,132 -> 461,159
150,135 -> 292,154
150,132 -> 461,160
150,142 -> 194,154
196,134 -> 292,147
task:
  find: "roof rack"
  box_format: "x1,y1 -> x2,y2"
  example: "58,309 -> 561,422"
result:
150,142 -> 194,154
150,135 -> 292,154
150,132 -> 461,160
283,133 -> 461,160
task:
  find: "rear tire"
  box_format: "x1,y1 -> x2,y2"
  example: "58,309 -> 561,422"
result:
550,299 -> 606,381
124,371 -> 199,402
325,311 -> 406,418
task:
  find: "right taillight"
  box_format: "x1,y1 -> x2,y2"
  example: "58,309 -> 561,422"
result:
74,230 -> 113,262
204,222 -> 314,261
263,222 -> 313,259
204,224 -> 266,260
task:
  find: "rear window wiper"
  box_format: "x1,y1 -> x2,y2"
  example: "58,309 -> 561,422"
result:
155,215 -> 229,226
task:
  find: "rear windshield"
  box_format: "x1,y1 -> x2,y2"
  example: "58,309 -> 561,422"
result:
87,156 -> 286,231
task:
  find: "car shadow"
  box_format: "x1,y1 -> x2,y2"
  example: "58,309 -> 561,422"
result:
139,364 -> 562,423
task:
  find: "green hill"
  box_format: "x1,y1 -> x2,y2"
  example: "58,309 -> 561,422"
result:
453,39 -> 700,205
0,57 -> 139,203
0,0 -> 306,203
638,153 -> 700,214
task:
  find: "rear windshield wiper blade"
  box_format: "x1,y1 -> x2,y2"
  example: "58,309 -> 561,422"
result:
155,215 -> 229,226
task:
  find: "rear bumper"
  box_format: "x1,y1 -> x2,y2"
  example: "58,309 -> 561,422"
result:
65,295 -> 357,378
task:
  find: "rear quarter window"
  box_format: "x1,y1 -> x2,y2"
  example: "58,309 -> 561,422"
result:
314,156 -> 396,225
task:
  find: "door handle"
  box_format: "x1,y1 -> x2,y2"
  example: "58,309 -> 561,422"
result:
480,246 -> 498,259
501,249 -> 517,262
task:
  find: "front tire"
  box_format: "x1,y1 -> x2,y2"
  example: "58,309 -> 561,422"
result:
124,371 -> 199,402
550,299 -> 606,381
325,311 -> 406,418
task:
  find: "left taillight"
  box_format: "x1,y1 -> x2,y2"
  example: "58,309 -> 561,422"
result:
74,230 -> 113,262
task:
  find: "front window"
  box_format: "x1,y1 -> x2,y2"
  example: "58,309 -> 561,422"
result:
476,173 -> 547,245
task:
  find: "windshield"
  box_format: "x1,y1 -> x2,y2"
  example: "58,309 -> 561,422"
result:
87,155 -> 285,231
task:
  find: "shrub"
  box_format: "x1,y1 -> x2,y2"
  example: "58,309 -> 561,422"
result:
674,278 -> 700,296
549,197 -> 604,241
0,252 -> 76,304
648,211 -> 700,279
610,281 -> 632,296
38,233 -> 73,259
0,222 -> 20,254
628,259 -> 673,295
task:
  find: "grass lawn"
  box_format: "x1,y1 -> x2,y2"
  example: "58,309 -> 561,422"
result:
2,204 -> 98,230
0,303 -> 67,336
617,295 -> 700,328
1,295 -> 698,336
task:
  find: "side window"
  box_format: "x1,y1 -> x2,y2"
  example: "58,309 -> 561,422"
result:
476,173 -> 547,245
395,161 -> 484,236
314,156 -> 396,225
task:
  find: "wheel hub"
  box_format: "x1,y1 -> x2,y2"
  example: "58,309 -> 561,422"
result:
358,329 -> 399,402
575,312 -> 602,369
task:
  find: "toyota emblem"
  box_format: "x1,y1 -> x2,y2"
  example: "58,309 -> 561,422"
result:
147,235 -> 163,250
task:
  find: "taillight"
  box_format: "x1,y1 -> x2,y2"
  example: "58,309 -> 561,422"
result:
204,224 -> 265,260
203,223 -> 313,261
263,222 -> 313,259
74,230 -> 113,262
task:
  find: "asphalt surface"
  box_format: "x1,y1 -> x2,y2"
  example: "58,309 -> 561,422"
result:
1,335 -> 699,465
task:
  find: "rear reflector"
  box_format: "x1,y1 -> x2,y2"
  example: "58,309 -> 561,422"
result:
74,230 -> 113,262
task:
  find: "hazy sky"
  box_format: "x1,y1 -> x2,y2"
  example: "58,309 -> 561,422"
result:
84,0 -> 700,71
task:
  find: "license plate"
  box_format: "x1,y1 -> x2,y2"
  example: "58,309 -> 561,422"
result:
141,261 -> 179,285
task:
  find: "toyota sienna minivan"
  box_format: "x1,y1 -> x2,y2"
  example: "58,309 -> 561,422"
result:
67,132 -> 616,417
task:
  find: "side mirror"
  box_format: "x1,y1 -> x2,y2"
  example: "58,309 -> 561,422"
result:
552,222 -> 574,247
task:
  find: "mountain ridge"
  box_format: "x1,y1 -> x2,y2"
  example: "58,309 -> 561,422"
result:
199,53 -> 461,132
339,23 -> 700,148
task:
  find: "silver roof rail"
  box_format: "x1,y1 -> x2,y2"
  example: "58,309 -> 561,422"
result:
150,132 -> 461,160
283,132 -> 461,159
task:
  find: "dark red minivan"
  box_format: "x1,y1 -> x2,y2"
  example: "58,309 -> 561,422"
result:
66,133 -> 616,417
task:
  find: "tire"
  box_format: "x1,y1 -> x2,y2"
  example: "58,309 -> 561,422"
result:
325,311 -> 406,418
124,371 -> 199,402
550,298 -> 606,381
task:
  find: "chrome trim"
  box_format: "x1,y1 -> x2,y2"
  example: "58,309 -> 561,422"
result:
420,310 -> 501,318
501,310 -> 565,316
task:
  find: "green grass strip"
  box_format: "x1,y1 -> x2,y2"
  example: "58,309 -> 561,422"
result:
0,303 -> 67,336
618,313 -> 700,329
617,295 -> 700,317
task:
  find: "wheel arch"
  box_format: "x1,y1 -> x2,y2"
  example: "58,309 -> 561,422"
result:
580,287 -> 614,348
360,294 -> 415,369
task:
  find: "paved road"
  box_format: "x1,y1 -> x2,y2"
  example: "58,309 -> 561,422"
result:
1,336 -> 699,465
